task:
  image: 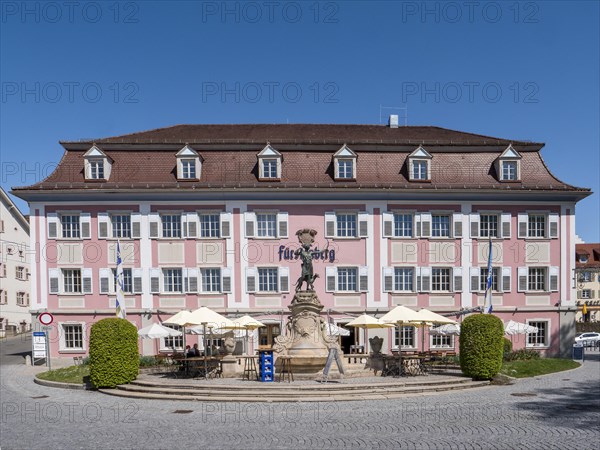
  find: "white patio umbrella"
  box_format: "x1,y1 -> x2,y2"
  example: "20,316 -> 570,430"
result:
162,310 -> 197,354
217,315 -> 265,355
381,305 -> 424,357
505,320 -> 539,335
138,323 -> 182,339
415,309 -> 457,352
346,314 -> 394,353
326,322 -> 351,337
138,323 -> 183,356
430,323 -> 461,336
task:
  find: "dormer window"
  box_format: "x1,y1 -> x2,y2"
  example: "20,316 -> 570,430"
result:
496,145 -> 521,181
333,144 -> 357,180
257,144 -> 281,180
176,145 -> 201,180
408,146 -> 432,181
578,254 -> 589,264
84,145 -> 111,181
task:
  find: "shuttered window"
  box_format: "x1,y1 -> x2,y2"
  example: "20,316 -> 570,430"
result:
394,267 -> 414,291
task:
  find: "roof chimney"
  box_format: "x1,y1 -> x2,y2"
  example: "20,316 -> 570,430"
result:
388,114 -> 399,128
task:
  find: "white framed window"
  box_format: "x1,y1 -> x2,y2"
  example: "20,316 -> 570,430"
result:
262,159 -> 278,179
98,212 -> 139,239
163,269 -> 183,293
258,267 -> 278,292
528,267 -> 546,291
496,145 -> 521,181
84,146 -> 111,181
431,214 -> 451,238
176,145 -> 201,180
0,264 -> 5,278
61,323 -> 84,350
163,325 -> 184,350
528,214 -> 546,238
394,326 -> 416,348
16,292 -> 28,306
180,159 -> 196,179
431,335 -> 454,349
479,267 -> 499,292
431,268 -> 451,292
161,214 -> 182,238
337,159 -> 354,179
199,213 -> 220,238
63,269 -> 82,294
61,214 -> 80,238
394,213 -> 413,237
257,213 -> 277,238
336,213 -> 357,238
15,266 -> 26,280
518,266 -> 557,293
394,267 -> 414,292
258,145 -> 282,180
501,161 -> 518,181
333,144 -> 357,180
246,267 -> 288,293
412,160 -> 428,180
50,212 -> 90,240
0,290 -> 7,304
408,146 -> 432,181
479,214 -> 499,238
244,211 -> 288,239
337,267 -> 358,292
89,160 -> 104,179
527,321 -> 548,347
111,214 -> 131,238
518,212 -> 558,239
201,268 -> 221,293
580,290 -> 592,299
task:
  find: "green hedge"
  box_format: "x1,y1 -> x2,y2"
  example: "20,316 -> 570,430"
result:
503,337 -> 513,360
460,314 -> 504,380
89,318 -> 139,388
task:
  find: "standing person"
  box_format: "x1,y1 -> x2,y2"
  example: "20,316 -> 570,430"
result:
192,343 -> 201,356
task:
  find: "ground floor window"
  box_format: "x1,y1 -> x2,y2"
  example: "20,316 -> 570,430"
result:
163,325 -> 184,350
62,324 -> 84,350
527,321 -> 548,347
431,335 -> 454,348
394,326 -> 416,348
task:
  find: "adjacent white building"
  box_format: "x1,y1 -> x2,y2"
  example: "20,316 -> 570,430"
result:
0,187 -> 31,335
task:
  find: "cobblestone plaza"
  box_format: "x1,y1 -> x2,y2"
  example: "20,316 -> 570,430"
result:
1,336 -> 598,450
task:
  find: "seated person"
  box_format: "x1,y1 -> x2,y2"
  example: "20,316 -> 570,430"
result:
185,345 -> 194,357
191,343 -> 201,357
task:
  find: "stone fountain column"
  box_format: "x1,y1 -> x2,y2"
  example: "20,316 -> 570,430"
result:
273,228 -> 343,375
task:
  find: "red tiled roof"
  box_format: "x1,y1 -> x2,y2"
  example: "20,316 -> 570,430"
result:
11,124 -> 590,195
576,244 -> 600,268
63,124 -> 540,146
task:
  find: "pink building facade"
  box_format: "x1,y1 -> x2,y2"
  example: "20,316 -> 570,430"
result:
13,123 -> 590,358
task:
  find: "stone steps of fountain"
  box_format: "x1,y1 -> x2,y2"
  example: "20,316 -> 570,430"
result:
99,377 -> 489,402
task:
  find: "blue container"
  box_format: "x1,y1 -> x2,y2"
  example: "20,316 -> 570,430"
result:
258,350 -> 274,382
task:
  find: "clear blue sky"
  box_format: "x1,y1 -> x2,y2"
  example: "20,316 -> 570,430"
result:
1,1 -> 598,242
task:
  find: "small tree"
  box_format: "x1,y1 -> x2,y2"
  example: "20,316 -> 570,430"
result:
89,318 -> 139,388
460,314 -> 504,380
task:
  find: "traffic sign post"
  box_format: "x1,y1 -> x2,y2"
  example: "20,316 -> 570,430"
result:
33,313 -> 54,369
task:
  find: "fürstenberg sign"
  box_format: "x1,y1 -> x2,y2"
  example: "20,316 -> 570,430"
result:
278,245 -> 335,263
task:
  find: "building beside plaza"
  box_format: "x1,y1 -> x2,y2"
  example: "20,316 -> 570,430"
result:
575,243 -> 600,322
12,121 -> 591,358
0,187 -> 31,336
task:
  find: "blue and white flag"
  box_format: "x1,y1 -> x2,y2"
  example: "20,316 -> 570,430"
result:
115,240 -> 126,319
483,235 -> 494,314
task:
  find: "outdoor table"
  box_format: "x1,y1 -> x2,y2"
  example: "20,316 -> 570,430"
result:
276,356 -> 294,383
403,355 -> 429,376
177,357 -> 223,379
239,355 -> 259,381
